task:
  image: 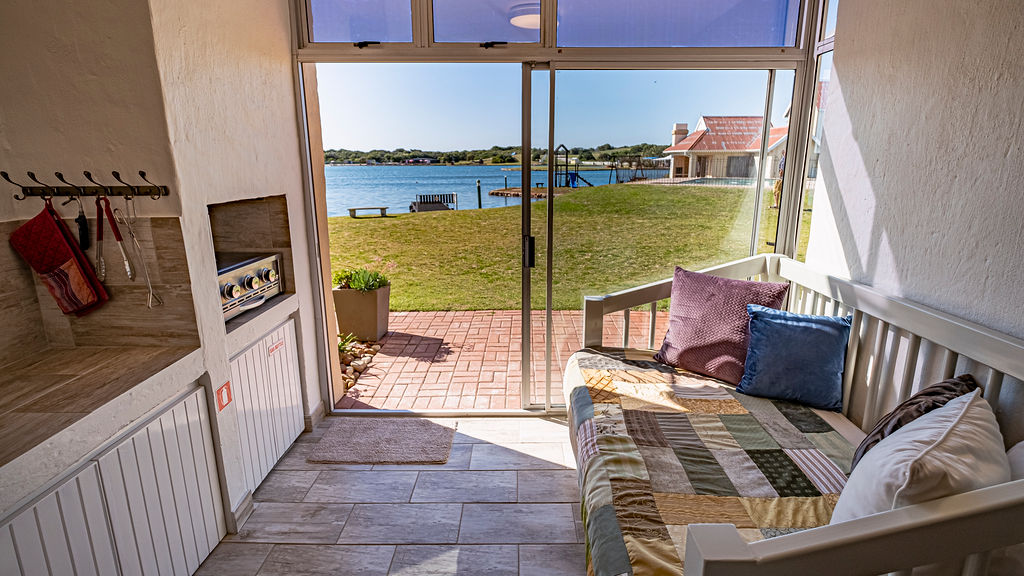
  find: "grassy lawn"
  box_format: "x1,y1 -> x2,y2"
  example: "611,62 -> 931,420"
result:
328,183 -> 811,311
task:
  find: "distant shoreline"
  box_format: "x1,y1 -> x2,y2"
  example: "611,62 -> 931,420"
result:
325,162 -> 532,167
325,163 -> 609,170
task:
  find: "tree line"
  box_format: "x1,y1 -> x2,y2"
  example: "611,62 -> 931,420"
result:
324,143 -> 668,165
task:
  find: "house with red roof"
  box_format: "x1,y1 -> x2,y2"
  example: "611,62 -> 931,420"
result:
664,116 -> 788,180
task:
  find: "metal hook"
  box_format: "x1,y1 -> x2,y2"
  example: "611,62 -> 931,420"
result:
55,172 -> 85,206
83,171 -> 109,196
138,171 -> 162,200
26,172 -> 55,199
111,171 -> 137,198
1,171 -> 28,200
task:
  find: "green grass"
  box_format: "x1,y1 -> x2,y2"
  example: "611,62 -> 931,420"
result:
328,184 -> 811,311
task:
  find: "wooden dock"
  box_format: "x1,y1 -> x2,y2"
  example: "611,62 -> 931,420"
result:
489,187 -> 577,198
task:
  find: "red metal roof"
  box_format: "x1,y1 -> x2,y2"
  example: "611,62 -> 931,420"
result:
749,125 -> 789,150
664,116 -> 787,154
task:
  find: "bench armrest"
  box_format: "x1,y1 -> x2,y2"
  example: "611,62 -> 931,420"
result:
685,479 -> 1024,576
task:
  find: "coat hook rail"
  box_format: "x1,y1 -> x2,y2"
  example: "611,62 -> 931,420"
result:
1,170 -> 170,200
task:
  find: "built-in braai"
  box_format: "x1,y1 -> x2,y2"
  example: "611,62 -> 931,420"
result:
207,195 -> 295,329
216,251 -> 283,320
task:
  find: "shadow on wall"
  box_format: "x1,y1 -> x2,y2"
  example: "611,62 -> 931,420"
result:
808,0 -> 1024,445
808,0 -> 1024,342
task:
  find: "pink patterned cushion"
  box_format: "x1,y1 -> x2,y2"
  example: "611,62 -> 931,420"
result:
654,268 -> 789,384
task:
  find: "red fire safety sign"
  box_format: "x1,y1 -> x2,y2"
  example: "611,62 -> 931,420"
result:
216,381 -> 233,411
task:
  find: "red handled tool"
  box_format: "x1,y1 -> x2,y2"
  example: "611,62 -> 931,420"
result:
99,196 -> 135,280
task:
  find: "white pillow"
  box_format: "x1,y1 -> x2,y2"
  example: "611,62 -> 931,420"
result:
831,389 -> 1009,524
1007,441 -> 1024,480
989,441 -> 1024,576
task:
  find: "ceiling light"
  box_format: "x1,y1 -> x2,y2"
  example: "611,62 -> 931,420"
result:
509,2 -> 541,30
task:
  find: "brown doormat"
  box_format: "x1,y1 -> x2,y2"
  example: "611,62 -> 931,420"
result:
307,417 -> 457,464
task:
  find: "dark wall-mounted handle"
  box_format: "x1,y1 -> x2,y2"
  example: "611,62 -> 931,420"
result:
524,235 -> 536,268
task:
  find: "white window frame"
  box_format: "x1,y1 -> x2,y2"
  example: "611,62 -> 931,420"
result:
289,0 -> 830,413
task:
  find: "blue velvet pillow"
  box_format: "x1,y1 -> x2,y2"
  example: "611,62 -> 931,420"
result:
737,304 -> 852,411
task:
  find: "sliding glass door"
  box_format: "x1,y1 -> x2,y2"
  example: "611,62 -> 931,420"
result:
298,0 -> 820,412
523,65 -> 795,410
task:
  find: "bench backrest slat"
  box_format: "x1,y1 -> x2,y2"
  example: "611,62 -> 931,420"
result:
776,257 -> 1024,440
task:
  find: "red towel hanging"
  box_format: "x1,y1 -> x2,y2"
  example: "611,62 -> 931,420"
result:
9,199 -> 108,316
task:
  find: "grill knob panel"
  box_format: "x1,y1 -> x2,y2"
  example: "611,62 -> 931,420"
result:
242,275 -> 261,290
221,283 -> 241,299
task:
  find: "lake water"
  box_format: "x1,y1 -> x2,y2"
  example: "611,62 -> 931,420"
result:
324,164 -> 615,216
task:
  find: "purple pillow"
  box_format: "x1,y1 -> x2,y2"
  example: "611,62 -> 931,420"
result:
654,267 -> 789,384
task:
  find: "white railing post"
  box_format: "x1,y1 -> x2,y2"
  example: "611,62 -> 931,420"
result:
583,296 -> 605,348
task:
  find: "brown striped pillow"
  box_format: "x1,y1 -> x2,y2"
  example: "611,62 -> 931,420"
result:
851,374 -> 979,470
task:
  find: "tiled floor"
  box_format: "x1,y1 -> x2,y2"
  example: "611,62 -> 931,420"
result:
197,417 -> 584,576
339,310 -> 668,410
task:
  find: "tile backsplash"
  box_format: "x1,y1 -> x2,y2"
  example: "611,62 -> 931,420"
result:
1,215 -> 199,363
0,221 -> 48,367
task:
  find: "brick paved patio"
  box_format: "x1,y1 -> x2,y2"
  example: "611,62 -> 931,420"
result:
337,310 -> 669,410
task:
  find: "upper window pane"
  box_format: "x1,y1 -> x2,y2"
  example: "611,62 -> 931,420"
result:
309,0 -> 412,43
822,0 -> 838,39
556,0 -> 800,47
433,0 -> 541,43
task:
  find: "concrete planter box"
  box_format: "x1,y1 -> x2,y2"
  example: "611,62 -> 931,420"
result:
333,285 -> 390,341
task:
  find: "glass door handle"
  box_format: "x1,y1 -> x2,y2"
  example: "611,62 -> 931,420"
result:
523,235 -> 536,268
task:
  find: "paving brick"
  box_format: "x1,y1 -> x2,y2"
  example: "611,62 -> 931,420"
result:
340,310 -> 668,411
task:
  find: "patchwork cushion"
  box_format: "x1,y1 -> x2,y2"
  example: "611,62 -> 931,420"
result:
737,304 -> 851,412
654,268 -> 788,384
565,347 -> 855,576
850,374 -> 979,470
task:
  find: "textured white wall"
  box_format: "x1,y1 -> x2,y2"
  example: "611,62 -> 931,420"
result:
805,0 -> 1024,339
147,0 -> 322,519
0,0 -> 179,220
0,0 -> 324,523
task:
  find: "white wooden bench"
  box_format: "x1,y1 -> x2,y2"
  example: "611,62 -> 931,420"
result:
348,206 -> 388,218
582,253 -> 1024,576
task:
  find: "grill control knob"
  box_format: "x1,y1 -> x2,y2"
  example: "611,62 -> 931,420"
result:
221,283 -> 241,299
242,274 -> 261,290
259,267 -> 278,283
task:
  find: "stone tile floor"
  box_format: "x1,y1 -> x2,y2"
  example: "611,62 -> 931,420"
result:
339,310 -> 668,410
197,417 -> 585,576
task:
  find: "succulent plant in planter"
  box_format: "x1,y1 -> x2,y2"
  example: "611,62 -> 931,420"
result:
332,259 -> 394,341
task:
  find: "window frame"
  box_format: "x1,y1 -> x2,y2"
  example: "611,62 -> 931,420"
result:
288,0 -> 831,410
294,0 -> 814,64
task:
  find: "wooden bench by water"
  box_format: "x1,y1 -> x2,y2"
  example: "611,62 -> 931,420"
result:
348,206 -> 388,218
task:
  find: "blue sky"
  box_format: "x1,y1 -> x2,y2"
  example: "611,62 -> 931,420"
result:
316,63 -> 793,151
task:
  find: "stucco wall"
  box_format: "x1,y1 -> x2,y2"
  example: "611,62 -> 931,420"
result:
0,0 -> 324,524
805,0 -> 1024,340
147,0 -> 322,517
0,0 -> 179,220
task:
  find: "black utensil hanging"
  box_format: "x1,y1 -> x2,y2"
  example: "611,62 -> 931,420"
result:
76,200 -> 90,250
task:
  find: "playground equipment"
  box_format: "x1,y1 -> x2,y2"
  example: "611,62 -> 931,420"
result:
610,156 -> 671,183
554,145 -> 594,188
